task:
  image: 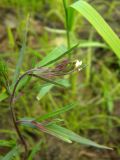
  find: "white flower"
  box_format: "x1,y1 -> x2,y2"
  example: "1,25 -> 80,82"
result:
75,60 -> 82,71
75,60 -> 82,67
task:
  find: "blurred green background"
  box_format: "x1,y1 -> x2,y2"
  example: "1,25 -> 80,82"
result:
0,0 -> 120,159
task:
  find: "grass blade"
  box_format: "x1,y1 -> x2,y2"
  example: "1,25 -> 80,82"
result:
78,41 -> 108,49
19,121 -> 112,149
12,14 -> 29,86
36,79 -> 70,100
28,141 -> 43,160
0,92 -> 8,102
7,27 -> 15,49
71,0 -> 120,59
36,103 -> 77,121
36,45 -> 67,67
44,126 -> 72,143
36,84 -> 54,101
36,43 -> 79,67
31,74 -> 65,87
46,124 -> 112,150
2,146 -> 19,160
0,140 -> 16,147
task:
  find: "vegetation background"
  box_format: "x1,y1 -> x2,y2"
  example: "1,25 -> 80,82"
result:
0,0 -> 120,159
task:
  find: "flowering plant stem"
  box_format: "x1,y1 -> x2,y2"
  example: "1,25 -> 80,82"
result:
63,0 -> 77,96
62,0 -> 71,51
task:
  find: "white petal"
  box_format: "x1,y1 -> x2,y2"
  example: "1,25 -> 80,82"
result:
75,60 -> 82,68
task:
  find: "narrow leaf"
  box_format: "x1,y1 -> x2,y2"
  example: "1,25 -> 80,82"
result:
7,27 -> 15,48
19,120 -> 112,149
0,92 -> 8,102
32,75 -> 65,87
2,146 -> 19,160
36,79 -> 70,100
19,120 -> 72,143
36,103 -> 76,122
71,0 -> 120,59
44,126 -> 72,143
36,45 -> 67,67
28,141 -> 43,160
0,140 -> 16,147
36,84 -> 54,101
78,41 -> 108,49
46,124 -> 112,150
36,43 -> 79,67
12,14 -> 29,86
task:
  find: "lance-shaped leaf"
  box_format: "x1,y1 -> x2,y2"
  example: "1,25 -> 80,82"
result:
31,121 -> 72,143
36,43 -> 79,67
19,120 -> 112,150
0,92 -> 8,102
36,103 -> 77,122
78,41 -> 108,49
0,59 -> 10,93
12,14 -> 29,86
29,74 -> 65,87
28,140 -> 43,160
2,146 -> 19,160
71,0 -> 120,59
36,79 -> 70,100
45,124 -> 112,150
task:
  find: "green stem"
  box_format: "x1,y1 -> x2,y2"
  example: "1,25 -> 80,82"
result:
63,0 -> 77,95
63,0 -> 71,50
86,30 -> 94,84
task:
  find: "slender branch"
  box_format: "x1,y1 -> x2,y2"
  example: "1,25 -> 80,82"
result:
10,71 -> 30,158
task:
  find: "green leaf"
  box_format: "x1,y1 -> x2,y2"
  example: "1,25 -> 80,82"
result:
44,125 -> 72,143
68,7 -> 75,31
0,92 -> 8,102
36,84 -> 54,101
0,129 -> 16,135
45,124 -> 112,150
18,119 -> 36,129
0,59 -> 10,93
12,14 -> 29,86
36,45 -> 67,67
19,120 -> 112,149
71,0 -> 120,59
36,103 -> 76,122
28,141 -> 43,160
19,117 -> 35,121
19,120 -> 72,143
36,79 -> 70,100
33,75 -> 65,87
78,41 -> 108,49
7,27 -> 15,49
0,140 -> 16,147
2,146 -> 19,160
36,43 -> 79,67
